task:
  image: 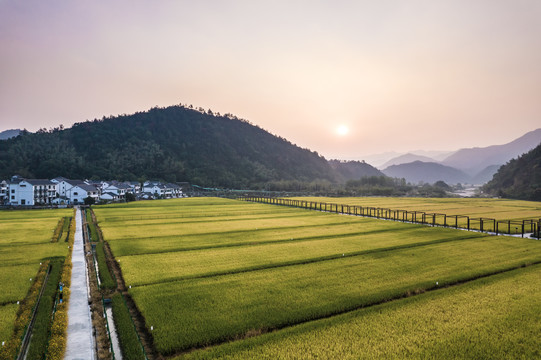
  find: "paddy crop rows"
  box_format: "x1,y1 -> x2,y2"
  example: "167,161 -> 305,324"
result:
177,264 -> 541,360
293,196 -> 541,221
93,198 -> 541,357
0,209 -> 71,351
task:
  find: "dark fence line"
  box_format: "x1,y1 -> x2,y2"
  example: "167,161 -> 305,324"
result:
238,196 -> 541,238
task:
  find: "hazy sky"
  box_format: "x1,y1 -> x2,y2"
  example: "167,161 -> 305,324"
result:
1,1 -> 540,159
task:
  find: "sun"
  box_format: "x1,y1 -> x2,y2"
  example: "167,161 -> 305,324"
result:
336,125 -> 349,136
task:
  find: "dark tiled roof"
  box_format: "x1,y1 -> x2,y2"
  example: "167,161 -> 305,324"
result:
25,179 -> 55,186
74,184 -> 98,192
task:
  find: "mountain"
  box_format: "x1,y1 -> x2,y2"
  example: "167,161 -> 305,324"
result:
441,128 -> 541,176
380,153 -> 436,169
360,152 -> 401,168
471,164 -> 501,185
483,143 -> 541,201
329,160 -> 385,181
383,161 -> 471,185
0,129 -> 21,140
0,105 -> 338,187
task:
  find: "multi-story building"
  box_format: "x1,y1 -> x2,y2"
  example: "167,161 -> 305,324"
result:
8,178 -> 57,206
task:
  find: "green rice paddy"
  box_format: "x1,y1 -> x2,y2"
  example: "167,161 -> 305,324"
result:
93,197 -> 541,358
0,208 -> 71,347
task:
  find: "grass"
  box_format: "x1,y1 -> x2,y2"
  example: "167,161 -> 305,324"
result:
26,258 -> 64,360
96,242 -> 115,289
86,209 -> 100,242
111,293 -> 146,360
0,303 -> 18,345
176,264 -> 541,360
0,264 -> 46,305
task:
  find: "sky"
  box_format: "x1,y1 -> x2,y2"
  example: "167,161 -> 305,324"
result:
1,0 -> 540,160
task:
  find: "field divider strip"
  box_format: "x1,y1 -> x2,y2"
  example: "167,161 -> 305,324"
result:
170,260 -> 541,358
129,233 -> 485,288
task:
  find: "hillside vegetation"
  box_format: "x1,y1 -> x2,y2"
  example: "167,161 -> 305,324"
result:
483,143 -> 541,201
0,105 -> 338,187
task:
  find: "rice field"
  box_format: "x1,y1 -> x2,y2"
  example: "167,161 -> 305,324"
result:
93,197 -> 541,358
177,264 -> 541,360
292,196 -> 541,221
0,208 -> 71,348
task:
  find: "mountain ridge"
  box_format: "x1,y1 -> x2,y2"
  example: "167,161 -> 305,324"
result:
441,128 -> 541,175
383,161 -> 471,185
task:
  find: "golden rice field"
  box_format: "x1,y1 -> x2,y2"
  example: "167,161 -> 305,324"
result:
93,197 -> 541,358
0,208 -> 71,348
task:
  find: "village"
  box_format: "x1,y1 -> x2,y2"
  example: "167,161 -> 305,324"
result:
0,176 -> 185,206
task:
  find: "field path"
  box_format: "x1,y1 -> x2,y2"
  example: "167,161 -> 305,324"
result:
65,207 -> 95,360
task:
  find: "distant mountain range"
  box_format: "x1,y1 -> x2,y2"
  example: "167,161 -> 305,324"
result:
329,160 -> 384,181
0,129 -> 21,140
441,128 -> 541,175
380,153 -> 436,169
377,129 -> 541,185
383,161 -> 471,185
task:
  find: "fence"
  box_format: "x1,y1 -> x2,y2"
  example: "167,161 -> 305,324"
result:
238,196 -> 540,238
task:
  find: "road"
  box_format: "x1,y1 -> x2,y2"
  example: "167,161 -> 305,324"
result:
64,207 -> 95,360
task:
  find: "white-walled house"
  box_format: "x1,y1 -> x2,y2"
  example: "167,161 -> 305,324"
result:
54,179 -> 84,197
66,184 -> 99,204
143,182 -> 166,198
142,181 -> 183,198
8,179 -> 57,206
102,182 -> 129,199
166,183 -> 183,198
125,181 -> 141,195
100,192 -> 120,202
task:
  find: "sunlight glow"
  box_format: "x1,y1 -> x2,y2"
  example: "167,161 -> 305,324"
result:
336,125 -> 349,136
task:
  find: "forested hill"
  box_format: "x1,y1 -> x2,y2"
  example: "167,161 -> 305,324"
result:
483,143 -> 541,201
0,105 -> 339,187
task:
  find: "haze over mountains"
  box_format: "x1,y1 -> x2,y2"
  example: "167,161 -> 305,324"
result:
0,129 -> 20,140
377,128 -> 541,185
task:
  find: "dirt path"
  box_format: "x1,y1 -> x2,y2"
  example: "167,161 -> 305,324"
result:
65,207 -> 95,360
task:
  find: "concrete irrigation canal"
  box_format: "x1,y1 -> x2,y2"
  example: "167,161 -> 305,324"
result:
65,208 -> 95,360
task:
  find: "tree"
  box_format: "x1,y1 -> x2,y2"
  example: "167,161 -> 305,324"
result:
84,196 -> 96,206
